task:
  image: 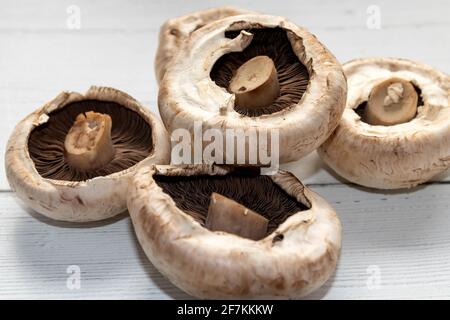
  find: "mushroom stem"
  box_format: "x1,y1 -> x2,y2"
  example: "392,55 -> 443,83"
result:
206,192 -> 268,240
64,111 -> 115,171
364,78 -> 418,126
229,55 -> 280,109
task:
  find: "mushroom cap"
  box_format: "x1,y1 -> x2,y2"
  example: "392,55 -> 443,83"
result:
318,57 -> 450,189
159,14 -> 347,164
127,164 -> 342,299
5,86 -> 171,222
155,6 -> 255,84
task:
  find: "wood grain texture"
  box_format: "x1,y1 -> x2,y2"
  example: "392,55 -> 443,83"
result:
1,0 -> 449,299
2,183 -> 450,299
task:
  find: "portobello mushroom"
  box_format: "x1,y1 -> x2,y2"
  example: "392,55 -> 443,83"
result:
128,164 -> 342,299
319,57 -> 450,189
158,14 -> 347,165
5,86 -> 170,221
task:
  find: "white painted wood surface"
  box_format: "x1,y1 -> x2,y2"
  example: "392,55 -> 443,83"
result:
0,0 -> 449,299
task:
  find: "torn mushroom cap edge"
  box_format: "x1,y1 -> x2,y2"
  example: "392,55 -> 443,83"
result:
158,14 -> 347,164
155,6 -> 256,84
5,86 -> 171,222
127,164 -> 342,299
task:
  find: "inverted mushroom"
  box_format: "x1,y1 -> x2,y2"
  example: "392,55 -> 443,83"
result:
127,164 -> 342,299
5,86 -> 170,221
158,14 -> 347,165
155,6 -> 254,84
318,57 -> 450,189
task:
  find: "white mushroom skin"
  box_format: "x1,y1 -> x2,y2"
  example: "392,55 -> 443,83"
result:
155,6 -> 255,84
5,87 -> 171,222
159,15 -> 347,164
318,58 -> 450,189
128,165 -> 342,299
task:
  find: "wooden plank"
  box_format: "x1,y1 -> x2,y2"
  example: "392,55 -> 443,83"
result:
1,0 -> 449,301
307,183 -> 450,299
1,183 -> 450,299
0,192 -> 191,299
1,0 -> 448,31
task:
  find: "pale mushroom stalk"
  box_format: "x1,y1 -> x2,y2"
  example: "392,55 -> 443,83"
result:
64,111 -> 116,171
229,55 -> 280,109
206,192 -> 268,240
364,78 -> 418,126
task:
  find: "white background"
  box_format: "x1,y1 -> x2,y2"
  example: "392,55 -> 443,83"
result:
0,0 -> 449,299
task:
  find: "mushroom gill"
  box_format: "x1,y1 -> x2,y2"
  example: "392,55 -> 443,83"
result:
28,100 -> 153,181
210,28 -> 310,117
154,171 -> 308,235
